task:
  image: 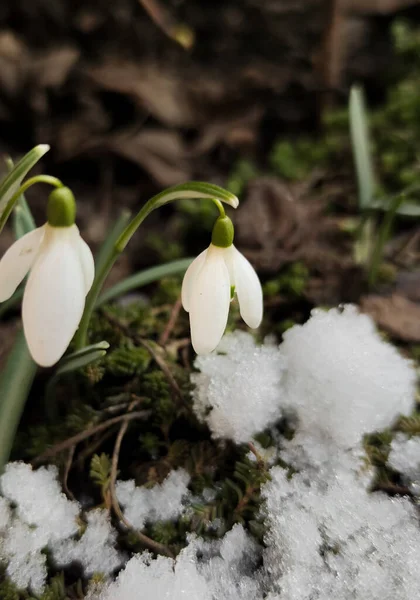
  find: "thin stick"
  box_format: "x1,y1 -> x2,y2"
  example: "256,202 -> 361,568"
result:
109,415 -> 174,557
63,446 -> 76,501
103,310 -> 183,404
159,296 -> 182,346
32,411 -> 150,465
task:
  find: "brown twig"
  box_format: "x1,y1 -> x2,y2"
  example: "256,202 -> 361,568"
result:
76,428 -> 117,468
62,446 -> 76,501
108,411 -> 174,557
103,309 -> 184,404
159,296 -> 182,346
32,411 -> 151,466
139,338 -> 183,403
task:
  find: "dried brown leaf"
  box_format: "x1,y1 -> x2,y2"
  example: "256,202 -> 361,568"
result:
360,294 -> 420,342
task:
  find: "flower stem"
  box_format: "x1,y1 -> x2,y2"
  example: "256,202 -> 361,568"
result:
0,175 -> 64,234
74,181 -> 238,349
14,175 -> 64,197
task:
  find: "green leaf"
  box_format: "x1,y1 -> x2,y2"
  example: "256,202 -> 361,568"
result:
4,157 -> 37,238
0,144 -> 49,234
96,258 -> 193,306
0,330 -> 37,471
371,198 -> 420,216
56,341 -> 110,376
0,177 -> 39,471
90,453 -> 112,489
349,86 -> 377,210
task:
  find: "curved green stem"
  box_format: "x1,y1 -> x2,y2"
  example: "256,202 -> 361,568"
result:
0,175 -> 63,233
115,182 -> 237,252
75,181 -> 238,349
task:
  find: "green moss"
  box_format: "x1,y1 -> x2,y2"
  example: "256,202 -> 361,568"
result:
0,577 -> 20,600
269,138 -> 332,181
105,345 -> 151,377
263,263 -> 309,298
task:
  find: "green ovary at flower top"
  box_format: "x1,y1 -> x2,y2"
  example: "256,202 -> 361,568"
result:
0,186 -> 94,367
181,214 -> 263,355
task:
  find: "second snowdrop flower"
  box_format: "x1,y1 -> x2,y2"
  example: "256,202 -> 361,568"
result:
182,215 -> 263,354
0,187 -> 94,367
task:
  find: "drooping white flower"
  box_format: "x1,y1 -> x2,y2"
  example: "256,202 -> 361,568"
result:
0,187 -> 94,367
182,216 -> 263,354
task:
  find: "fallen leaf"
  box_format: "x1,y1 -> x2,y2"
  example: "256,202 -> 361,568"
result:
360,294 -> 420,342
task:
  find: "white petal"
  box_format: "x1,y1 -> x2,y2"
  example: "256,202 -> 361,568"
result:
230,246 -> 263,329
189,246 -> 230,354
76,235 -> 95,294
0,226 -> 45,302
181,248 -> 208,312
22,228 -> 86,367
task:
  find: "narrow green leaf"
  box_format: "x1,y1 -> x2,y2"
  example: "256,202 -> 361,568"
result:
4,156 -> 37,238
349,86 -> 376,210
0,330 -> 37,471
96,258 -> 193,307
59,341 -> 110,368
55,349 -> 107,377
0,179 -> 39,471
0,144 -> 49,233
371,198 -> 420,217
13,201 -> 36,238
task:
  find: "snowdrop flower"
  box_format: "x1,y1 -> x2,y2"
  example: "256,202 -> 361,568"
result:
0,187 -> 94,367
182,215 -> 263,354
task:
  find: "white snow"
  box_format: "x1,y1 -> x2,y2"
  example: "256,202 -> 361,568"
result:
1,305 -> 419,598
388,433 -> 420,483
0,462 -> 79,543
52,509 -> 124,575
87,525 -> 262,600
279,306 -> 416,448
262,456 -> 420,599
116,469 -> 190,529
192,331 -> 285,443
0,463 -> 122,592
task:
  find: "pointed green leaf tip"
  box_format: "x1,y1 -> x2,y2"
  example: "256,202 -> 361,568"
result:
47,186 -> 76,227
211,216 -> 234,248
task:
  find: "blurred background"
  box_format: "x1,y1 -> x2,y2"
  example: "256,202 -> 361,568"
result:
1,0 -> 420,341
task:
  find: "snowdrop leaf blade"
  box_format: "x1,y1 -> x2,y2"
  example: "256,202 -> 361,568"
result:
22,233 -> 86,367
0,145 -> 50,233
349,86 -> 377,210
0,330 -> 36,471
181,248 -> 208,312
232,247 -> 263,329
56,349 -> 107,376
60,341 -> 110,366
13,201 -> 36,239
189,247 -> 230,354
0,227 -> 45,302
96,258 -> 193,307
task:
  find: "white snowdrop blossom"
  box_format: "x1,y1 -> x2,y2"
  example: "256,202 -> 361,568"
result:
0,187 -> 94,367
182,216 -> 263,354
